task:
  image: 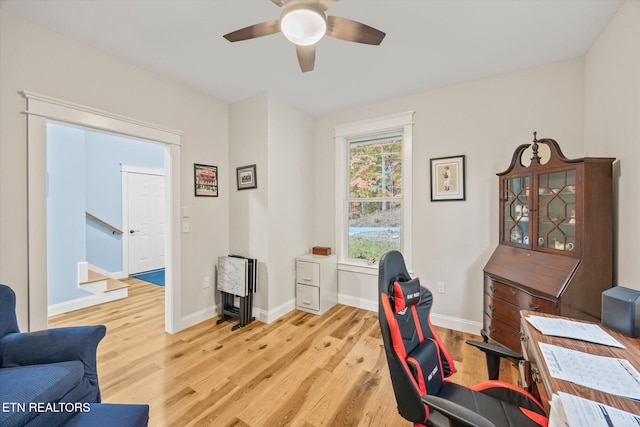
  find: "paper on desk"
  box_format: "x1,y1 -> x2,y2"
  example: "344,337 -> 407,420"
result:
548,394 -> 568,427
526,315 -> 625,348
550,392 -> 640,427
539,343 -> 640,401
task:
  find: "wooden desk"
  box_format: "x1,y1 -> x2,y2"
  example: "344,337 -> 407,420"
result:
520,310 -> 640,415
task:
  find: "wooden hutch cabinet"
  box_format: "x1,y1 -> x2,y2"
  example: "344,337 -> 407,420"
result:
482,134 -> 615,352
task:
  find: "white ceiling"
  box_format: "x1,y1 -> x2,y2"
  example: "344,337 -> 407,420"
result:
0,0 -> 623,116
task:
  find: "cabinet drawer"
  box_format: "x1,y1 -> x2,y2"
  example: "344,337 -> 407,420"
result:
485,296 -> 521,326
296,261 -> 320,287
485,277 -> 556,313
296,284 -> 320,311
483,314 -> 522,352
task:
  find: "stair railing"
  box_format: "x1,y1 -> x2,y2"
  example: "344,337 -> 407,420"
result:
86,212 -> 123,235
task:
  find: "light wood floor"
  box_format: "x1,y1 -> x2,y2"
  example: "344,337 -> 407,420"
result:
49,279 -> 518,426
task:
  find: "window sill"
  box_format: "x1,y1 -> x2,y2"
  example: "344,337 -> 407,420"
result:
338,260 -> 414,278
337,262 -> 379,276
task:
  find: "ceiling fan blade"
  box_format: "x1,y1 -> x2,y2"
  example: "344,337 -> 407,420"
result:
271,0 -> 290,7
296,45 -> 316,73
223,20 -> 280,42
326,15 -> 385,45
317,0 -> 339,11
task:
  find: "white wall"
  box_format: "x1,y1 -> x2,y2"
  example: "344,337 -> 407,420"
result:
228,94 -> 314,319
267,96 -> 314,312
314,59 -> 586,331
0,10 -> 229,330
228,95 -> 270,312
47,123 -> 88,305
584,0 -> 640,291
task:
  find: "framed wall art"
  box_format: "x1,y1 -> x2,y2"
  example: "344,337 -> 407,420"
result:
236,164 -> 257,190
194,163 -> 218,197
430,155 -> 466,201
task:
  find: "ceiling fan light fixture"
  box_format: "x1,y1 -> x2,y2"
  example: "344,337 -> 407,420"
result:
280,7 -> 326,46
224,0 -> 386,72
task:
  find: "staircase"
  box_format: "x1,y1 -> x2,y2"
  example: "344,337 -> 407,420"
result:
48,264 -> 131,317
79,270 -> 129,295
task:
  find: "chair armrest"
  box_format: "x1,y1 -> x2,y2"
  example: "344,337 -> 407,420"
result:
466,340 -> 523,380
0,325 -> 106,379
466,340 -> 523,361
421,395 -> 496,427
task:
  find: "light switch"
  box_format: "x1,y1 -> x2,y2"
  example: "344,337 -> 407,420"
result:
182,221 -> 190,233
182,207 -> 189,218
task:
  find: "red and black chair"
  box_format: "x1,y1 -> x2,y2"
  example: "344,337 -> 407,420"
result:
378,250 -> 547,427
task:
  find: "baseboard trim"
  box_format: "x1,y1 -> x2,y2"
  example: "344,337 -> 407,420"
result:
337,294 -> 481,335
338,294 -> 378,312
429,313 -> 483,335
173,296 -> 481,335
48,288 -> 128,316
177,299 -> 296,329
253,299 -> 296,324
178,305 -> 219,331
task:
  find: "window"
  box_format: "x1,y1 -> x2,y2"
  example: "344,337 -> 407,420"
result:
335,111 -> 414,270
348,135 -> 402,261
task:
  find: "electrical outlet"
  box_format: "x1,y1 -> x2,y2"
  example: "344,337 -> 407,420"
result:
437,281 -> 446,294
203,277 -> 210,289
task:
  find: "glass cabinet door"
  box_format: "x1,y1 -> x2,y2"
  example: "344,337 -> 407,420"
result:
536,169 -> 577,253
502,175 -> 531,246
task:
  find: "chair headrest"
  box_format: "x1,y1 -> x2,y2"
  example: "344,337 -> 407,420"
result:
378,250 -> 410,295
392,278 -> 421,313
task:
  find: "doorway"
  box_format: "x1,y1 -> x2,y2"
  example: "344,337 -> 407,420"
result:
47,124 -> 167,310
24,91 -> 182,333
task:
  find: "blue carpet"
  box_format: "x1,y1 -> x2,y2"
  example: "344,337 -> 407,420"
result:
132,269 -> 165,286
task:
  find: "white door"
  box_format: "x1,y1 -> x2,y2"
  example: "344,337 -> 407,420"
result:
127,172 -> 165,274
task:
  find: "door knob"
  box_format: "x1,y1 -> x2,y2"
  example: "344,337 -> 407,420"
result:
130,229 -> 140,234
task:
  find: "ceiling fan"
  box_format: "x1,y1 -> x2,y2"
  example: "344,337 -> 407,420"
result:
223,0 -> 386,72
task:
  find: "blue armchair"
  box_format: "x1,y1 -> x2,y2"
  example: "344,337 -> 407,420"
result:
0,284 -> 148,427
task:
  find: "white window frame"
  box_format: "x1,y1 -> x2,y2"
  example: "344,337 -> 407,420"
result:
334,111 -> 414,274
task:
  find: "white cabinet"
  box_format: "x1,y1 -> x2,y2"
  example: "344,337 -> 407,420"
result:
295,254 -> 337,315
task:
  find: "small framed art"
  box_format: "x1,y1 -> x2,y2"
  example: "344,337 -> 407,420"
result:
236,164 -> 257,190
194,163 -> 218,197
430,155 -> 466,201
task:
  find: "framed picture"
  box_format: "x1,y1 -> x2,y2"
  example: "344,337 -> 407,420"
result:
194,164 -> 218,197
236,164 -> 257,190
430,155 -> 466,201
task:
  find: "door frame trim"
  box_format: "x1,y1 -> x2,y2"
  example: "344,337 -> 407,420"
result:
23,91 -> 183,333
121,166 -> 165,277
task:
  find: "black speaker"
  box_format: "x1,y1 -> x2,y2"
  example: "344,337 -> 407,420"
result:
602,286 -> 640,337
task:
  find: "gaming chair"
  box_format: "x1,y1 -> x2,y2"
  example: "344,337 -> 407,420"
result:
378,250 -> 548,427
